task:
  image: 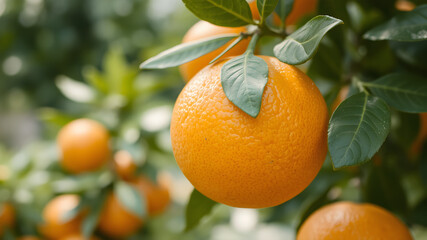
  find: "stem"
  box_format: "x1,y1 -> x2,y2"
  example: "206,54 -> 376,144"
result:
352,76 -> 369,95
246,32 -> 261,54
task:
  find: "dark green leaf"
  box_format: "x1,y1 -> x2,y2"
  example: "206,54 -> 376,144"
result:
257,0 -> 279,22
221,52 -> 268,117
363,73 -> 427,113
115,181 -> 146,219
274,15 -> 343,65
209,35 -> 245,64
82,192 -> 108,238
140,34 -> 239,69
275,0 -> 294,23
182,0 -> 254,27
185,189 -> 218,232
328,93 -> 391,168
364,5 -> 427,42
362,165 -> 408,215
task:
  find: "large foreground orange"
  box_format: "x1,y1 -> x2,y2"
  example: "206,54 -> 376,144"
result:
58,118 -> 111,174
179,21 -> 250,82
297,201 -> 413,240
171,56 -> 328,208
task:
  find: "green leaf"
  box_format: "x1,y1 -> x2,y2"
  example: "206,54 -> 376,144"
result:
221,52 -> 268,117
185,189 -> 218,232
363,73 -> 427,113
209,35 -> 245,64
275,0 -> 294,23
328,93 -> 391,168
364,5 -> 427,42
55,75 -> 96,103
257,0 -> 279,23
274,15 -> 343,65
182,0 -> 254,27
140,34 -> 239,69
82,192 -> 108,238
114,181 -> 146,219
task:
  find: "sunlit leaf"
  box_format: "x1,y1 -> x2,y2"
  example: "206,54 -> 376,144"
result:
140,34 -> 239,69
221,52 -> 268,117
185,189 -> 218,232
274,15 -> 343,65
56,75 -> 96,103
364,5 -> 427,42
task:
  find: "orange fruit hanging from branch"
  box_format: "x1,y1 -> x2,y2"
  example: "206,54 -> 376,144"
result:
171,56 -> 328,208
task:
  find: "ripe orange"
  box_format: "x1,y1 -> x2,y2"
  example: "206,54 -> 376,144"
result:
297,201 -> 413,240
39,195 -> 83,239
114,150 -> 137,180
97,193 -> 143,238
171,56 -> 328,208
179,21 -> 250,82
0,203 -> 15,236
57,118 -> 111,174
132,176 -> 171,216
410,113 -> 427,156
286,0 -> 318,25
396,0 -> 416,11
58,234 -> 99,240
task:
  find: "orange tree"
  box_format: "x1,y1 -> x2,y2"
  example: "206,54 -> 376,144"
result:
0,0 -> 427,239
140,0 -> 427,236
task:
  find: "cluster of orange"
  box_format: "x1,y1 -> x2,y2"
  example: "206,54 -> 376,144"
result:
1,118 -> 170,239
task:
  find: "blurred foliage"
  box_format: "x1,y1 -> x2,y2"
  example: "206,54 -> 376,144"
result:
0,0 -> 427,239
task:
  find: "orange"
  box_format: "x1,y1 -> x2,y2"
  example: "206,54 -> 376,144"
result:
0,203 -> 15,236
410,113 -> 427,156
297,201 -> 413,240
132,176 -> 171,216
59,233 -> 99,240
179,21 -> 250,82
97,193 -> 143,238
286,0 -> 318,25
396,0 -> 416,11
39,195 -> 83,240
114,150 -> 137,180
18,237 -> 41,240
171,56 -> 328,208
58,118 -> 111,174
330,85 -> 349,114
